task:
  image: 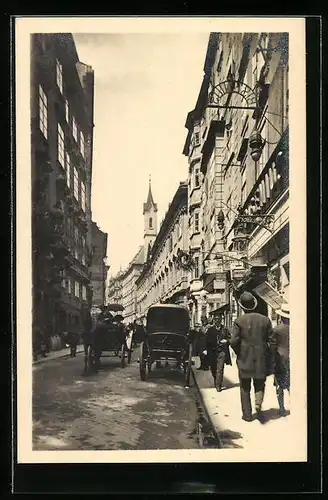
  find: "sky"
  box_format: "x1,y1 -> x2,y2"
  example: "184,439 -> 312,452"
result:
73,33 -> 209,276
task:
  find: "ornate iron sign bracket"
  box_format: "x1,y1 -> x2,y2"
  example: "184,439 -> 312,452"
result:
207,80 -> 259,110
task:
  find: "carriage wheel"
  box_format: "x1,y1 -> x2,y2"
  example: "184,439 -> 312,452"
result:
120,343 -> 127,367
184,343 -> 193,387
139,342 -> 148,381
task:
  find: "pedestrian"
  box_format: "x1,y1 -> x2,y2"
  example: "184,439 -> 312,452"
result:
273,302 -> 290,417
230,291 -> 276,423
196,315 -> 209,371
113,314 -> 126,343
206,312 -> 232,391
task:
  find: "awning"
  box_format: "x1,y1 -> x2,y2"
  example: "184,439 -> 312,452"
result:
253,281 -> 286,309
234,265 -> 268,291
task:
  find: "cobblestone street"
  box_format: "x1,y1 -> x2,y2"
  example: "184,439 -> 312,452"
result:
33,351 -> 202,450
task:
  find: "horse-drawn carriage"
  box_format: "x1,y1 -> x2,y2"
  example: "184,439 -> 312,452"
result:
83,306 -> 132,375
138,304 -> 193,387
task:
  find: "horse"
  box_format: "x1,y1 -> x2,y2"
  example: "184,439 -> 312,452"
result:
82,316 -> 123,376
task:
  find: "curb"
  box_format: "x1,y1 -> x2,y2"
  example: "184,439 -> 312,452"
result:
33,346 -> 84,366
191,364 -> 223,448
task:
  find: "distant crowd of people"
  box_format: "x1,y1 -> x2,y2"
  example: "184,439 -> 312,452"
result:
193,291 -> 290,422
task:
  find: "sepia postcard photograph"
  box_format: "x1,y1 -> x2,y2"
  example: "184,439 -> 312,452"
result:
15,16 -> 307,465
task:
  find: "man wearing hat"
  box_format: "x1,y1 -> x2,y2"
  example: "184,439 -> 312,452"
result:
206,312 -> 232,391
196,316 -> 210,371
230,291 -> 276,422
273,302 -> 290,417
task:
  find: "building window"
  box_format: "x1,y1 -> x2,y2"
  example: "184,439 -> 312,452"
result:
194,131 -> 200,146
149,217 -> 153,229
65,99 -> 69,123
39,85 -> 48,139
74,227 -> 79,260
66,152 -> 71,187
82,284 -> 87,301
81,182 -> 86,212
82,237 -> 86,266
195,167 -> 200,187
72,116 -> 78,142
56,59 -> 63,94
194,212 -> 200,233
73,166 -> 79,201
80,131 -> 85,158
74,280 -> 80,297
226,194 -> 232,221
241,181 -> 247,205
194,256 -> 200,279
67,277 -> 72,295
57,123 -> 65,167
217,50 -> 224,73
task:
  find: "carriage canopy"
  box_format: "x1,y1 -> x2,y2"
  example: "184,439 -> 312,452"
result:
146,304 -> 190,335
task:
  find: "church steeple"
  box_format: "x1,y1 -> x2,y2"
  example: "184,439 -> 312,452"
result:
143,175 -> 158,254
143,175 -> 158,214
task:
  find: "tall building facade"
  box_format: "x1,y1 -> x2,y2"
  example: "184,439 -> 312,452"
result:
136,181 -> 189,319
90,222 -> 109,308
107,273 -> 123,305
183,32 -> 289,327
119,246 -> 145,321
31,33 -> 94,340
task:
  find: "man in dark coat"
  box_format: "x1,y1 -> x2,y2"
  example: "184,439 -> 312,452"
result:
230,291 -> 276,422
133,320 -> 146,345
196,316 -> 210,370
273,302 -> 290,417
206,312 -> 232,391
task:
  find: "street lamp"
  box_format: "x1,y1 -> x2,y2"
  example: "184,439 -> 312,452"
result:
217,209 -> 225,230
249,131 -> 265,162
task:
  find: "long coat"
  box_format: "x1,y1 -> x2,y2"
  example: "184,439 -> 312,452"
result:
230,312 -> 276,379
206,325 -> 232,365
195,325 -> 208,355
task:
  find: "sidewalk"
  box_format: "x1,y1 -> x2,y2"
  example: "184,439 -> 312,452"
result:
33,345 -> 84,365
191,355 -> 295,459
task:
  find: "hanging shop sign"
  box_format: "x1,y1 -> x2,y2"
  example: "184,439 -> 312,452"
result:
213,280 -> 226,290
231,269 -> 246,281
204,259 -> 224,275
253,281 -> 286,310
229,252 -> 246,271
206,293 -> 225,304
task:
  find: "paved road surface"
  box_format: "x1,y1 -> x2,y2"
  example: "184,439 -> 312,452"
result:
33,349 -> 202,450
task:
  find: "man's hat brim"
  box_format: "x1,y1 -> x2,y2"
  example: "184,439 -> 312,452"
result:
238,295 -> 258,311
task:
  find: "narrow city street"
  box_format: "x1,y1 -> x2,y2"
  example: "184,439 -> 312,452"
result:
33,350 -> 204,451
